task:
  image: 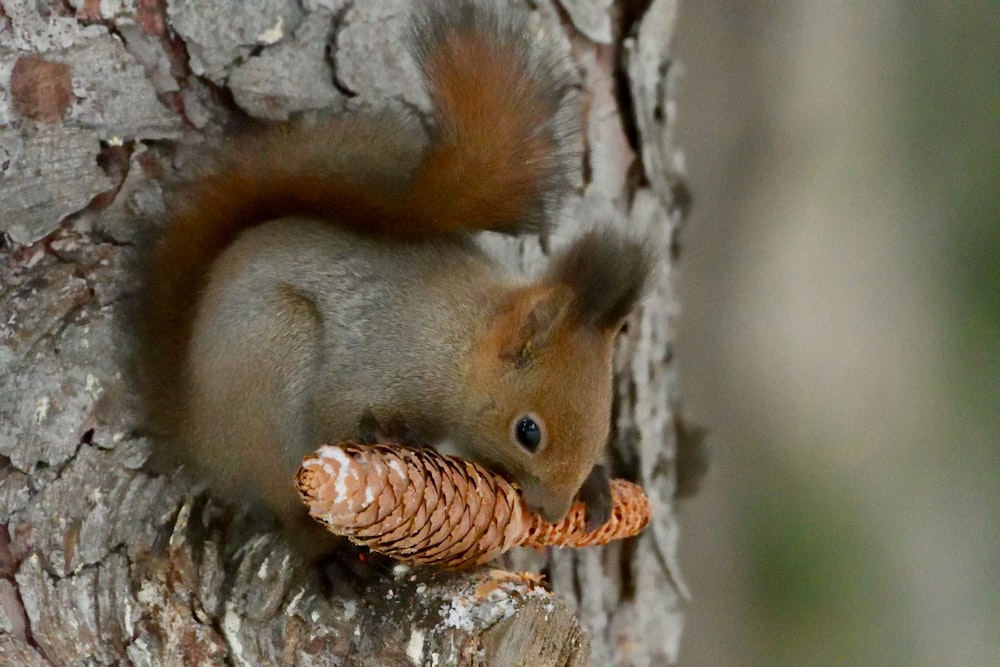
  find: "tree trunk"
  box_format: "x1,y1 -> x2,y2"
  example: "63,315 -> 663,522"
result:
0,1 -> 688,664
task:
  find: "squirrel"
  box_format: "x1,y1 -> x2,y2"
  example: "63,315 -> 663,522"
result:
133,0 -> 655,560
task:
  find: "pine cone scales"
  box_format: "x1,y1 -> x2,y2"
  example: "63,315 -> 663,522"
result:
296,442 -> 650,568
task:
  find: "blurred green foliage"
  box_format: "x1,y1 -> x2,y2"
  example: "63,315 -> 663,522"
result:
675,3 -> 999,665
743,449 -> 919,665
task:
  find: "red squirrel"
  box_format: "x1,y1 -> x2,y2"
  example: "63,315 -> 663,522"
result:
134,0 -> 655,559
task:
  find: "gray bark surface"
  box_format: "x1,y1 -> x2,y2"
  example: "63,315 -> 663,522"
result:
0,1 -> 688,664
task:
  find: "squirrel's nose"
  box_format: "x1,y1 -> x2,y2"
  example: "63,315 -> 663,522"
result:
524,491 -> 573,524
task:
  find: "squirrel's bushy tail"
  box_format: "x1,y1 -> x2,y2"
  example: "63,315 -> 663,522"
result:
157,1 -> 580,248
407,0 -> 580,235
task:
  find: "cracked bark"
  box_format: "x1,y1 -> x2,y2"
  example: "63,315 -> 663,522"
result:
0,1 -> 689,664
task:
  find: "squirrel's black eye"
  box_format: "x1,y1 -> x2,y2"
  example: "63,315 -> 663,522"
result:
514,416 -> 542,452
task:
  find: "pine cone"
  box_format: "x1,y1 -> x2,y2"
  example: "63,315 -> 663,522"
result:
295,442 -> 651,569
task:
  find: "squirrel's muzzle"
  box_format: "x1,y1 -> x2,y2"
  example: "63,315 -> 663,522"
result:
522,482 -> 574,524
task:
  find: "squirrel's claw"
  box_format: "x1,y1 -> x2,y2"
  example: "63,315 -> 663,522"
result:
579,463 -> 612,532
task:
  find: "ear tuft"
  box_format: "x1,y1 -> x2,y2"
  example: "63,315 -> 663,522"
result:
547,229 -> 657,330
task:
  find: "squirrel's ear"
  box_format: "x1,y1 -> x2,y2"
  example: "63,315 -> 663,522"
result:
547,229 -> 656,331
491,286 -> 572,365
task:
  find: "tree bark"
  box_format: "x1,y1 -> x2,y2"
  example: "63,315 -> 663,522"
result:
0,1 -> 688,664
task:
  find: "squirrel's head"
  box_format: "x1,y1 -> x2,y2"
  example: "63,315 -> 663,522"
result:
461,230 -> 655,522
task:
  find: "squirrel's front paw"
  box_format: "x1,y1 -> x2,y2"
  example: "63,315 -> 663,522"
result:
356,411 -> 383,445
356,411 -> 424,448
578,463 -> 612,531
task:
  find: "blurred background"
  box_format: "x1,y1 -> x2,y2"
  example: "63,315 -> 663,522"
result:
671,2 -> 998,665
